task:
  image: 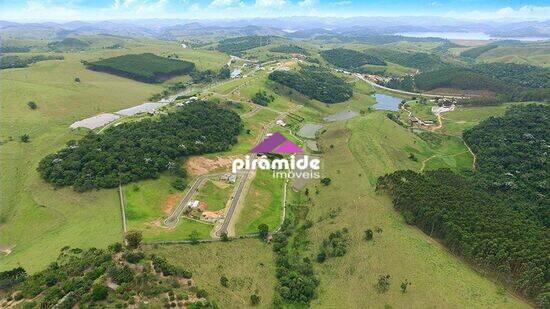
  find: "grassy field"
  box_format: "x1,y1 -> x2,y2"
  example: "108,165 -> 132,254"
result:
146,239 -> 276,308
405,100 -> 438,122
439,103 -> 519,136
235,170 -> 284,235
304,112 -> 528,308
477,43 -> 550,67
195,180 -> 233,211
123,174 -> 203,240
209,107 -> 279,157
0,40 -> 229,272
362,62 -> 417,76
0,51 -> 163,272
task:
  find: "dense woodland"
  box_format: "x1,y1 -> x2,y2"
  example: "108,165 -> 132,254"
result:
0,54 -> 64,69
0,46 -> 31,53
269,44 -> 309,55
378,105 -> 550,307
268,66 -> 353,103
389,67 -> 550,102
320,48 -> 386,70
38,101 -> 242,191
0,241 -> 216,308
251,90 -> 275,106
368,48 -> 447,72
85,53 -> 195,83
413,67 -> 509,92
471,63 -> 550,89
217,35 -> 277,55
460,44 -> 498,59
272,196 -> 319,306
463,104 -> 549,227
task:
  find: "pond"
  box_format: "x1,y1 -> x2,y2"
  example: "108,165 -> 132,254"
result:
372,93 -> 402,111
323,109 -> 359,122
297,123 -> 323,139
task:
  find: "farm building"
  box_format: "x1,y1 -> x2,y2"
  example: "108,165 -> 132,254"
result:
187,200 -> 200,209
276,119 -> 286,127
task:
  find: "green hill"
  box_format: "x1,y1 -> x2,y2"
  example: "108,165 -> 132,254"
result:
85,53 -> 195,83
320,48 -> 386,70
47,38 -> 90,52
268,66 -> 353,103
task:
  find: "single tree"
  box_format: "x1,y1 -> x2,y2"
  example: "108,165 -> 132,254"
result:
364,229 -> 373,241
250,294 -> 261,305
125,231 -> 142,249
20,134 -> 30,143
257,224 -> 269,239
220,276 -> 229,287
171,178 -> 185,191
74,77 -> 81,83
400,279 -> 411,293
316,251 -> 326,263
91,283 -> 109,301
320,177 -> 332,186
27,101 -> 37,110
108,242 -> 123,253
220,232 -> 229,242
376,274 -> 391,293
189,230 -> 200,245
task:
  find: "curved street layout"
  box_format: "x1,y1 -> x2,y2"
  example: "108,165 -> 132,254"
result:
162,100 -> 299,238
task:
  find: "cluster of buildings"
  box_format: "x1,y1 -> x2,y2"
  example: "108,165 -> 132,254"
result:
186,200 -> 224,223
175,96 -> 198,107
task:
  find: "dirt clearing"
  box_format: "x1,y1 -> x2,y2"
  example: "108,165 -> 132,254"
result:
161,193 -> 182,215
186,155 -> 241,176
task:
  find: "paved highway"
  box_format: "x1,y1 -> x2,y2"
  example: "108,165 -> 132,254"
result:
216,171 -> 250,236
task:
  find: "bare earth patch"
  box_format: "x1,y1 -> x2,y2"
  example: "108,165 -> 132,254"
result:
162,193 -> 182,215
186,155 -> 241,176
146,219 -> 170,229
0,244 -> 16,255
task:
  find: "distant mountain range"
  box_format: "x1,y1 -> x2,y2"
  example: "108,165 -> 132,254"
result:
1,17 -> 548,40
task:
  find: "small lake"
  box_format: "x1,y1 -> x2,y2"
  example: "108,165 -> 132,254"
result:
297,123 -> 323,139
372,93 -> 402,111
395,31 -> 548,42
323,109 -> 359,122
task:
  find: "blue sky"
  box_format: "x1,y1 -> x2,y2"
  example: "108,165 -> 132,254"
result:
0,0 -> 549,21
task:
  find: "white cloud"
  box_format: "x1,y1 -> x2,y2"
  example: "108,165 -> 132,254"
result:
331,1 -> 350,6
298,0 -> 317,8
254,0 -> 286,8
451,5 -> 550,21
209,0 -> 243,8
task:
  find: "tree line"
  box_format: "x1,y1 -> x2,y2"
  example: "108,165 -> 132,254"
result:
217,35 -> 277,56
0,54 -> 64,70
269,44 -> 309,55
377,105 -> 550,307
320,48 -> 386,71
388,67 -> 550,103
85,53 -> 195,83
268,65 -> 353,103
38,101 -> 242,191
463,104 -> 550,227
0,234 -> 216,308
